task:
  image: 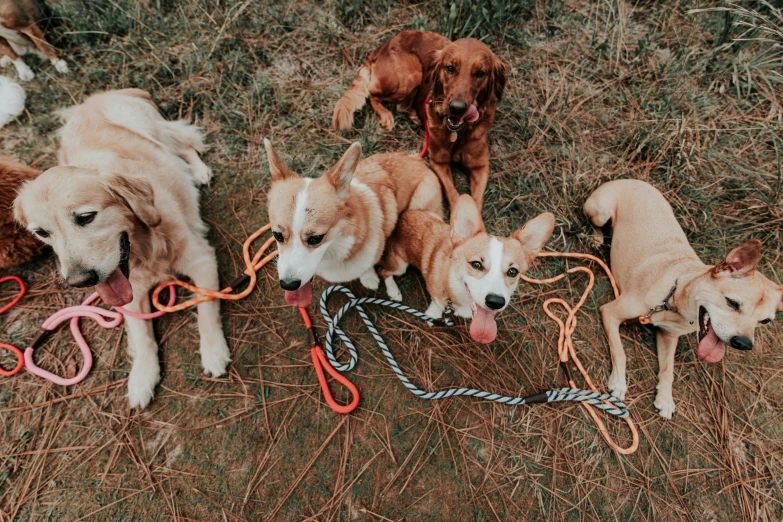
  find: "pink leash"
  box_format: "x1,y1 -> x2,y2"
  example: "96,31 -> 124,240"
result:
24,289 -> 176,386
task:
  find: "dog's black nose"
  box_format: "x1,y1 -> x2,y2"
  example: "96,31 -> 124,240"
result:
66,269 -> 99,288
280,279 -> 301,291
485,294 -> 506,310
448,100 -> 468,116
730,336 -> 753,351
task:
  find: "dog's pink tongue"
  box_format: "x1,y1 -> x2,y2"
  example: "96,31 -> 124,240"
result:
284,281 -> 313,308
460,104 -> 479,123
469,306 -> 497,344
697,325 -> 725,363
95,268 -> 133,307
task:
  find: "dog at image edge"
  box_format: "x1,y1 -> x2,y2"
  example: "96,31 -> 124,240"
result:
379,195 -> 554,344
14,89 -> 229,409
0,0 -> 68,81
264,139 -> 444,307
584,179 -> 782,419
332,30 -> 507,213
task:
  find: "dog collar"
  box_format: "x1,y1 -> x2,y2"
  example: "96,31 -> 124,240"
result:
639,281 -> 678,324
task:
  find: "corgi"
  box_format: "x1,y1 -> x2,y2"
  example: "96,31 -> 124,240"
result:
264,139 -> 443,307
584,179 -> 782,419
379,195 -> 555,344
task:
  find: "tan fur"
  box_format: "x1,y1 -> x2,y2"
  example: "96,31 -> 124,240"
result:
379,195 -> 554,325
0,155 -> 40,269
584,179 -> 783,419
14,89 -> 228,409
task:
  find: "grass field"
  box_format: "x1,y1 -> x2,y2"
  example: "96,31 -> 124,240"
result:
1,0 -> 783,520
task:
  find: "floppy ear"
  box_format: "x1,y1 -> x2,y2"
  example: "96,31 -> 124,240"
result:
12,189 -> 29,227
713,240 -> 762,278
489,54 -> 507,102
264,138 -> 296,182
425,50 -> 444,98
514,213 -> 555,261
451,195 -> 484,244
103,174 -> 161,228
326,142 -> 361,198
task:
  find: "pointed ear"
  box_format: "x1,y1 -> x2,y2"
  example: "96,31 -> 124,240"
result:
264,138 -> 296,182
326,142 -> 361,198
490,54 -> 507,102
102,173 -> 161,228
451,195 -> 484,243
514,213 -> 555,261
713,240 -> 762,278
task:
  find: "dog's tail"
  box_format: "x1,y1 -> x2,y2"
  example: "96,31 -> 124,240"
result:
583,184 -> 617,229
332,64 -> 371,131
0,76 -> 26,129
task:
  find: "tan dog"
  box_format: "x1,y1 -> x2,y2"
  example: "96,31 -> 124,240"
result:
14,89 -> 228,409
0,0 -> 68,81
332,31 -> 506,213
265,140 -> 443,307
379,195 -> 554,344
584,180 -> 782,419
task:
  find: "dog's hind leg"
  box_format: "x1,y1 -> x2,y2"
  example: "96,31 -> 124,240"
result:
161,120 -> 212,185
599,294 -> 648,401
379,254 -> 408,302
409,173 -> 444,219
18,24 -> 68,73
653,329 -> 679,420
0,36 -> 33,81
181,147 -> 212,186
177,240 -> 231,377
124,284 -> 162,409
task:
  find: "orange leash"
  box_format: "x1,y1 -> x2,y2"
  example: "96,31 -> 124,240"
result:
149,223 -> 359,414
520,252 -> 639,454
0,276 -> 26,377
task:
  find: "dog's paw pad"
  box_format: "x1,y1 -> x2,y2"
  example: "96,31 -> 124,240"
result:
654,395 -> 676,420
53,59 -> 69,74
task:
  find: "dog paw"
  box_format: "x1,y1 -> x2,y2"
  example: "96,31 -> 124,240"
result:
127,360 -> 161,409
654,393 -> 676,420
360,269 -> 380,291
52,59 -> 69,74
387,287 -> 402,302
379,113 -> 395,130
201,337 -> 231,377
607,372 -> 627,401
191,161 -> 213,186
425,302 -> 443,321
15,61 -> 34,82
0,56 -> 11,68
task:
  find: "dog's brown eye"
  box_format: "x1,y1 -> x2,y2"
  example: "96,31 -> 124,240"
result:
445,65 -> 455,75
272,231 -> 284,242
307,234 -> 324,246
760,319 -> 772,325
506,268 -> 518,278
34,229 -> 50,239
470,261 -> 484,271
726,298 -> 740,311
475,70 -> 487,79
75,212 -> 97,226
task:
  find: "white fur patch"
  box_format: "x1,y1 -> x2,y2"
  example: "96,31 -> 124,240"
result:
0,76 -> 25,128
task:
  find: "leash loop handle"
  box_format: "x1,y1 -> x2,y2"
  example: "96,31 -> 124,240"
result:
0,276 -> 27,376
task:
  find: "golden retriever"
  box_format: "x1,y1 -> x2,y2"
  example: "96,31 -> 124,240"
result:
14,89 -> 229,409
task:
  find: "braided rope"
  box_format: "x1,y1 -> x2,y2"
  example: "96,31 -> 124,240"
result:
318,285 -> 629,419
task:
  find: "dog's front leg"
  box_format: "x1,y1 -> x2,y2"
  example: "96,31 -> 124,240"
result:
428,159 -> 460,211
124,285 -> 161,409
178,242 -> 231,377
462,152 -> 490,213
599,295 -> 646,401
653,329 -> 679,420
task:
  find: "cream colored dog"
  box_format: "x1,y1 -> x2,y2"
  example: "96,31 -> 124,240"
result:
14,89 -> 229,409
584,179 -> 782,419
379,195 -> 554,344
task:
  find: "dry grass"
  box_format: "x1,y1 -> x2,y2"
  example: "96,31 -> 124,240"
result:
1,0 -> 782,520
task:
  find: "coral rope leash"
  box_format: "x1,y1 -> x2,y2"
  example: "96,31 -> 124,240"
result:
317,284 -> 637,455
0,276 -> 26,376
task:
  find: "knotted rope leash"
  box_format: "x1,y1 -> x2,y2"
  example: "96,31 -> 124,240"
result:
317,280 -> 638,454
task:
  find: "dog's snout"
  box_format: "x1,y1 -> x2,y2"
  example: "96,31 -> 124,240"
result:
730,336 -> 753,351
448,100 -> 468,116
66,269 -> 99,288
280,279 -> 302,291
485,294 -> 506,310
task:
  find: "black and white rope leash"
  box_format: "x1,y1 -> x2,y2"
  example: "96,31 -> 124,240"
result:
317,285 -> 630,419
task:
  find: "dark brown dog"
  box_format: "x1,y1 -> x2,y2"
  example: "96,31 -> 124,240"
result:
0,0 -> 68,81
333,30 -> 506,213
0,155 -> 40,269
